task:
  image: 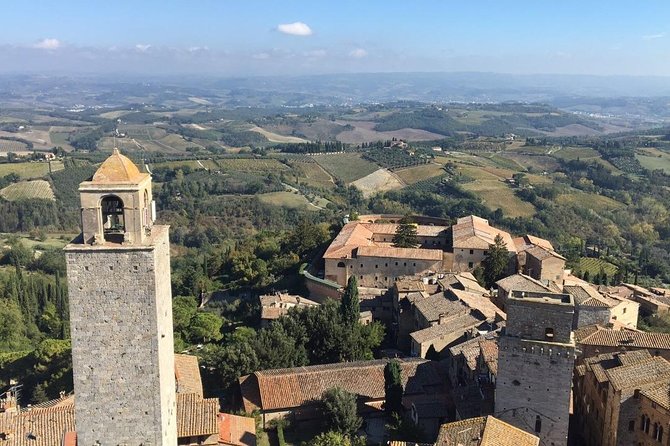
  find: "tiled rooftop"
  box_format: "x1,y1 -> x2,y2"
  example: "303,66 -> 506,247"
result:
435,416 -> 539,446
239,358 -> 440,412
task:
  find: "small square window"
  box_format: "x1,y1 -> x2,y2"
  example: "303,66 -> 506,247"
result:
468,262 -> 474,268
470,249 -> 474,255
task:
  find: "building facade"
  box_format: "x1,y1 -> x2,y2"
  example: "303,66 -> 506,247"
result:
65,149 -> 178,445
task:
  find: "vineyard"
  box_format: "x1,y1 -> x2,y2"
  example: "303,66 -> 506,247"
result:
0,180 -> 55,201
215,158 -> 289,173
363,147 -> 431,170
577,257 -> 618,278
403,174 -> 450,194
311,153 -> 378,183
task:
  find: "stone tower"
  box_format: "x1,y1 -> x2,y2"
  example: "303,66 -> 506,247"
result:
495,290 -> 575,446
65,149 -> 177,446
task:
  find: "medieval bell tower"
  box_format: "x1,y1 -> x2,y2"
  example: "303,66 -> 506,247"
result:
65,149 -> 177,445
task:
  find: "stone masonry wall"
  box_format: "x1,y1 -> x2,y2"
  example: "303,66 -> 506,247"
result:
65,226 -> 177,446
496,337 -> 575,446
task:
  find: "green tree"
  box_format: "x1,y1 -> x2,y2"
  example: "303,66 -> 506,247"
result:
0,298 -> 29,350
322,387 -> 363,435
188,311 -> 224,343
384,360 -> 404,417
308,431 -> 366,446
392,217 -> 419,248
482,234 -> 509,288
340,276 -> 360,326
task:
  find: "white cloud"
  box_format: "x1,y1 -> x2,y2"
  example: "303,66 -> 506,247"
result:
135,44 -> 152,52
643,32 -> 665,40
303,49 -> 326,58
252,52 -> 270,60
277,22 -> 313,36
188,46 -> 209,53
349,48 -> 368,58
33,38 -> 61,50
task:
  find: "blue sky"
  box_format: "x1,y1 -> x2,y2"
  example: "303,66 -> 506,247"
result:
1,1 -> 669,76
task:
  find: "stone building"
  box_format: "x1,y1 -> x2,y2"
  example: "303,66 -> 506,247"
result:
322,217 -> 448,288
564,282 -> 639,329
573,350 -> 670,446
239,358 -> 442,429
451,216 -> 516,272
522,246 -> 566,286
494,273 -> 556,311
574,325 -> 670,362
258,292 -> 319,327
495,290 -> 575,446
64,149 -> 178,445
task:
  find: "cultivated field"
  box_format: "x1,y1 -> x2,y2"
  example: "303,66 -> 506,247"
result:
578,257 -> 618,277
287,160 -> 335,189
335,120 -> 446,144
248,126 -> 309,143
458,165 -> 536,218
351,168 -> 405,198
0,180 -> 55,201
556,191 -> 623,212
0,161 -> 63,179
636,147 -> 670,174
257,191 -> 321,211
216,158 -> 289,172
395,163 -> 445,184
311,153 -> 378,183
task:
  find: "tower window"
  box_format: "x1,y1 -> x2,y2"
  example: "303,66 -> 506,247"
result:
101,195 -> 125,243
534,416 -> 541,433
337,262 -> 346,268
545,328 -> 554,340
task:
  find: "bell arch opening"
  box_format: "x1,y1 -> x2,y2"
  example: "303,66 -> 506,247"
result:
101,195 -> 125,243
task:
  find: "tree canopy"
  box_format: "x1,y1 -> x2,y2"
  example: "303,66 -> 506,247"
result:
384,360 -> 404,417
321,387 -> 362,435
340,276 -> 360,325
482,234 -> 510,288
392,217 -> 419,248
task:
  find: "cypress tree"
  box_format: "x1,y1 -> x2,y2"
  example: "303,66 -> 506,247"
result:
340,276 -> 360,326
384,360 -> 404,417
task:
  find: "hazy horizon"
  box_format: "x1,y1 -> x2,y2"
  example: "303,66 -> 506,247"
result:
1,1 -> 669,77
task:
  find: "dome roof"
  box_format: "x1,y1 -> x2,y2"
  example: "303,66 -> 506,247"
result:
92,148 -> 144,183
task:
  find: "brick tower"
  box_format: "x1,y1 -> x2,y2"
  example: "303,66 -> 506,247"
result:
65,149 -> 177,445
495,290 -> 575,446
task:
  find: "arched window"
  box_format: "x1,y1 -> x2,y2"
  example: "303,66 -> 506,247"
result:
658,426 -> 664,442
653,423 -> 659,439
545,328 -> 554,340
337,262 -> 346,268
101,195 -> 125,243
143,189 -> 150,227
534,415 -> 541,433
645,416 -> 650,433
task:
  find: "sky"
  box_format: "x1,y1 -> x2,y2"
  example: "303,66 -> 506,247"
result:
1,1 -> 669,77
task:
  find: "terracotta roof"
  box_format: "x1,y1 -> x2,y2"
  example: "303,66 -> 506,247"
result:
91,148 -> 147,184
583,351 -> 670,392
573,324 -> 605,342
524,245 -> 566,261
356,245 -> 443,261
641,382 -> 670,410
394,277 -> 426,293
495,274 -> 551,294
410,313 -> 481,344
218,413 -> 256,446
439,272 -> 487,295
435,416 -> 539,446
564,285 -> 615,308
323,222 -> 375,259
452,216 -> 516,252
447,289 -> 506,321
414,294 -> 469,323
577,328 -> 670,350
0,393 -> 218,445
176,393 -> 219,438
448,337 -> 482,371
175,354 -> 204,397
513,234 -> 554,252
0,405 -> 74,446
259,293 -> 319,321
239,358 -> 440,412
479,339 -> 499,375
